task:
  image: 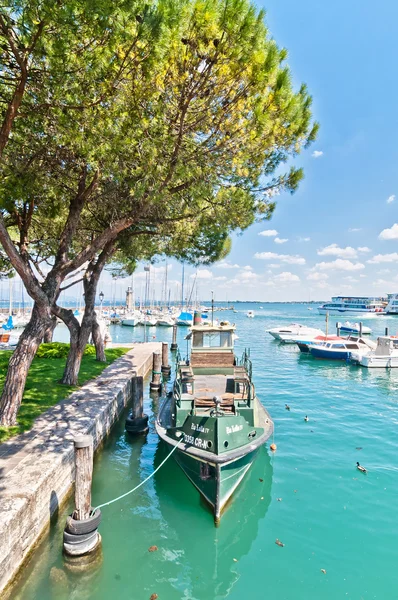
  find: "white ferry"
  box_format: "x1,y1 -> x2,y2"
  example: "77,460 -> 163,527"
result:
317,296 -> 386,315
385,294 -> 398,315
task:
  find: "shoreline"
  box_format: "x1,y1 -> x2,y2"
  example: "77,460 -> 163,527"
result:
0,342 -> 161,596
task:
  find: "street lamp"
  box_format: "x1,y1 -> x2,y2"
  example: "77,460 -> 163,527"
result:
99,291 -> 104,316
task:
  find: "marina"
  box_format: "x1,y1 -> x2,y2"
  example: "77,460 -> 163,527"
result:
4,303 -> 398,600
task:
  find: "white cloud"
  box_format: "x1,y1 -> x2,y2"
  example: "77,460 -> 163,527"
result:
387,194 -> 395,204
359,274 -> 366,278
307,272 -> 329,281
216,262 -> 241,269
240,271 -> 259,280
254,252 -> 306,265
213,276 -> 227,281
357,247 -> 371,253
242,265 -> 253,271
368,252 -> 398,264
379,223 -> 398,240
348,228 -> 362,232
273,271 -> 300,283
258,229 -> 278,237
343,276 -> 359,283
315,259 -> 365,271
312,150 -> 323,158
274,237 -> 288,244
193,269 -> 213,280
317,244 -> 358,259
298,237 -> 311,242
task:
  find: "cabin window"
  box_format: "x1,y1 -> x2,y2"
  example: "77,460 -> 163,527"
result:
346,344 -> 359,349
220,332 -> 231,347
203,332 -> 221,347
192,332 -> 203,347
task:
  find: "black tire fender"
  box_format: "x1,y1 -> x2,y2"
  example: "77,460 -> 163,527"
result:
65,509 -> 101,535
63,529 -> 98,544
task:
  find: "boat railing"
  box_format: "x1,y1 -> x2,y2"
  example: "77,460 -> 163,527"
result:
236,348 -> 252,381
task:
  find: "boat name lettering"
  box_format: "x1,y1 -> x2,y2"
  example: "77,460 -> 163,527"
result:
183,433 -> 209,449
226,425 -> 243,434
191,423 -> 210,434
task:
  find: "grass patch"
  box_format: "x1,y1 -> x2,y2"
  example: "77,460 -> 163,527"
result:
0,347 -> 129,444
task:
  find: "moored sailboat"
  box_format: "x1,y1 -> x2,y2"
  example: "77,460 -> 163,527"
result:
155,322 -> 273,522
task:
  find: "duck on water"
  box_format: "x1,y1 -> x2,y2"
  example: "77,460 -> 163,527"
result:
155,322 -> 274,522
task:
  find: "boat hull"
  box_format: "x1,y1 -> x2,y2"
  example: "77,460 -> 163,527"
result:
171,444 -> 258,521
310,347 -> 350,360
318,308 -> 382,315
359,355 -> 398,368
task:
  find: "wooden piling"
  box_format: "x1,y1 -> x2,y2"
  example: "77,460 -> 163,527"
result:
171,324 -> 178,351
149,352 -> 162,392
161,342 -> 171,375
74,435 -> 93,520
385,327 -> 389,336
359,322 -> 363,337
131,376 -> 144,419
125,376 -> 148,433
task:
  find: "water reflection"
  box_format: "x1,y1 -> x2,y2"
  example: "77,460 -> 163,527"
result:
154,444 -> 273,600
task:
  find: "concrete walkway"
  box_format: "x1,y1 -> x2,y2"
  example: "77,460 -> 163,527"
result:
0,342 -> 161,595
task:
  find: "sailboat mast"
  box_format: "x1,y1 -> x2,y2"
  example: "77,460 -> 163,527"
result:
181,264 -> 185,309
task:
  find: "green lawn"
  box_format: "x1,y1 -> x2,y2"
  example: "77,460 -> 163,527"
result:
0,347 -> 129,444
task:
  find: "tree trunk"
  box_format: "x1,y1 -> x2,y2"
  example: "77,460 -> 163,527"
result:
43,315 -> 58,343
0,304 -> 50,426
60,310 -> 92,386
92,312 -> 106,362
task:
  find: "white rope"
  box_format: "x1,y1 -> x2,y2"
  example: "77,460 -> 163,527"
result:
94,437 -> 184,511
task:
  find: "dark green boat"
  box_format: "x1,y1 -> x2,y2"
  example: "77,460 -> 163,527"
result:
155,323 -> 274,522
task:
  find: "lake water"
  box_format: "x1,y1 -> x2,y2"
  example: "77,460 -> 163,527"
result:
7,304 -> 398,600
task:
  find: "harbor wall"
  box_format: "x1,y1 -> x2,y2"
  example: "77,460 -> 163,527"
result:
0,343 -> 160,596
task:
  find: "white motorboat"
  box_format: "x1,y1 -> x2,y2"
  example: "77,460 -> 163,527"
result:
246,310 -> 254,318
339,321 -> 371,335
352,336 -> 398,368
121,313 -> 141,327
268,323 -> 323,343
157,315 -> 175,327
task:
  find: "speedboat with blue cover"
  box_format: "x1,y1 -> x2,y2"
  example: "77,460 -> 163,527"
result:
309,337 -> 375,360
155,322 -> 273,522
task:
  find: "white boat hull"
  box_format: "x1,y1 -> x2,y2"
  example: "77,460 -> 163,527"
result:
359,355 -> 398,368
121,318 -> 140,327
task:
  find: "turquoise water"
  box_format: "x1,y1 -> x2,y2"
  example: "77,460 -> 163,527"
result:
7,304 -> 398,600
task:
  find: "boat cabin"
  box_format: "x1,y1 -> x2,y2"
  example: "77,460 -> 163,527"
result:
189,324 -> 235,368
374,336 -> 398,355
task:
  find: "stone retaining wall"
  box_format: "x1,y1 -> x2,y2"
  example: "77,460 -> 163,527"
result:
0,343 -> 161,595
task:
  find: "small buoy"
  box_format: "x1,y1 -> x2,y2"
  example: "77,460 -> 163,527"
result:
233,558 -> 238,562
148,545 -> 158,552
304,416 -> 309,422
285,404 -> 290,411
270,443 -> 277,451
275,539 -> 284,547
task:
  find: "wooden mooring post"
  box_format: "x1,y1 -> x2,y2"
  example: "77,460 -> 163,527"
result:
63,435 -> 101,557
161,342 -> 171,377
125,376 -> 149,434
171,324 -> 178,351
74,435 -> 93,520
149,352 -> 162,392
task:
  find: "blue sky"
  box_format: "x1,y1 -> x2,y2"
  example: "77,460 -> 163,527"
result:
3,0 -> 398,306
123,0 -> 397,303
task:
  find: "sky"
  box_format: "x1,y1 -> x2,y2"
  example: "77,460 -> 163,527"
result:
3,0 -> 398,305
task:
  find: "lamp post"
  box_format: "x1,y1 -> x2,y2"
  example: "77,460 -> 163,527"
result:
99,291 -> 104,317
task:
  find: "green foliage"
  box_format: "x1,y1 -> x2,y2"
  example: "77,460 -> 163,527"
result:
0,347 -> 129,443
35,342 -> 96,359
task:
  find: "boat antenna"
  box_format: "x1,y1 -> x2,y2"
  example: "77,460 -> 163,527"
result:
211,290 -> 214,326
